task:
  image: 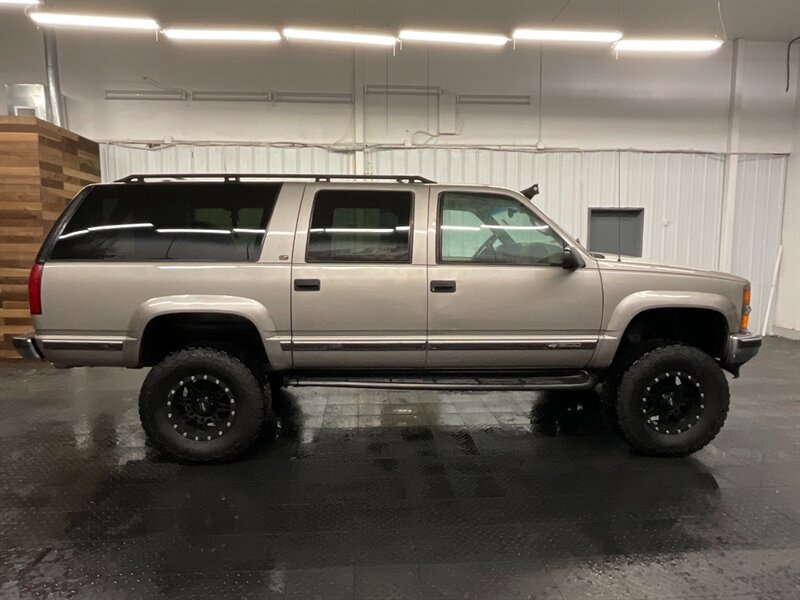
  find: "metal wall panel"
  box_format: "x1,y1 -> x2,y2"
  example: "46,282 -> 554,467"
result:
731,155 -> 787,334
370,148 -> 727,270
100,143 -> 354,182
101,143 -> 786,333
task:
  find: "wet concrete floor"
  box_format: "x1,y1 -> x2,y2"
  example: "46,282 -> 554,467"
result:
1,337 -> 798,598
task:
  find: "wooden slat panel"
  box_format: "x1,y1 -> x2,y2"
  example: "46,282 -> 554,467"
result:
0,116 -> 100,359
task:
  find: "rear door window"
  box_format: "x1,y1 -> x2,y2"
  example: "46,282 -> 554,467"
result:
49,183 -> 280,262
306,189 -> 413,262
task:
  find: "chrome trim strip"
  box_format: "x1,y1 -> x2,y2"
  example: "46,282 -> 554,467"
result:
282,341 -> 426,352
41,340 -> 124,351
427,340 -> 597,351
283,339 -> 597,352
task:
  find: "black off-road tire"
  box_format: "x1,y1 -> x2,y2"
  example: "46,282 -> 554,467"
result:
615,344 -> 729,457
600,338 -> 671,406
139,347 -> 265,463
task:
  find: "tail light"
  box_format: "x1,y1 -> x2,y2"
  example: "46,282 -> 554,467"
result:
28,263 -> 43,315
740,286 -> 751,331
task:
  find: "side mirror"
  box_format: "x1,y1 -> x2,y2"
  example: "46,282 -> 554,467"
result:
562,246 -> 585,269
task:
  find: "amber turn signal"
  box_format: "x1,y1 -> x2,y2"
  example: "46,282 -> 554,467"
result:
741,286 -> 751,331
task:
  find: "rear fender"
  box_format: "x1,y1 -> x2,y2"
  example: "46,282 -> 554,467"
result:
127,295 -> 289,369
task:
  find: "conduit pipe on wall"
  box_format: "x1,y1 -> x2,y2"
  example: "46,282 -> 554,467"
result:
43,29 -> 67,128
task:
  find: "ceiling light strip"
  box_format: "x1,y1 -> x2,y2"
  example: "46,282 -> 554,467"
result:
614,39 -> 724,52
30,12 -> 159,31
283,28 -> 396,46
513,28 -> 622,43
399,30 -> 508,46
163,28 -> 280,42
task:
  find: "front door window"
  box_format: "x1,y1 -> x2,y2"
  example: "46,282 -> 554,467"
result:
439,192 -> 564,266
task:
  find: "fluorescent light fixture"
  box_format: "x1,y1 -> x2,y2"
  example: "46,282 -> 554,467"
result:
232,228 -> 265,234
163,28 -> 280,42
192,91 -> 272,102
399,29 -> 508,46
30,12 -> 159,31
105,89 -> 187,101
614,39 -> 724,52
283,28 -> 396,46
1,0 -> 40,6
512,28 -> 622,43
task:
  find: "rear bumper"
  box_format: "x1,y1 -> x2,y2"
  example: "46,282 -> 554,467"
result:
12,334 -> 43,361
722,332 -> 762,376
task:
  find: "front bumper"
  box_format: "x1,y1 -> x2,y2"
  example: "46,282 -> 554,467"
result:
12,334 -> 43,361
722,332 -> 762,376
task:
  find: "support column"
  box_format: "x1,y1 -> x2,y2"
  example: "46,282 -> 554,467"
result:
718,39 -> 744,272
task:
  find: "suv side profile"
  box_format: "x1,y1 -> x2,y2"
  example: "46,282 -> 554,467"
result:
14,174 -> 762,462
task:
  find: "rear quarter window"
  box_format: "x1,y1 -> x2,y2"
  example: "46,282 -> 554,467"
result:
48,183 -> 281,262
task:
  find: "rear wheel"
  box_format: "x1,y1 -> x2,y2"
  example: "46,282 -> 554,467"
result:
139,347 -> 265,463
615,344 -> 729,456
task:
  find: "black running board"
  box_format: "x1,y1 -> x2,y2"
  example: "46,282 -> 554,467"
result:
285,371 -> 597,391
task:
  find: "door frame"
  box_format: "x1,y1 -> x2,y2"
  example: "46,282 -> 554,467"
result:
287,183 -> 430,368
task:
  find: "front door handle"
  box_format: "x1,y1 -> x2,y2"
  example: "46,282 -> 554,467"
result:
430,280 -> 456,293
294,278 -> 321,292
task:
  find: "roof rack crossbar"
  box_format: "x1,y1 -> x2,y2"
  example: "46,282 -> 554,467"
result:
115,173 -> 436,184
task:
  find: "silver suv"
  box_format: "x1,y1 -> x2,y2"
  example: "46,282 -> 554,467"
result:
14,174 -> 762,462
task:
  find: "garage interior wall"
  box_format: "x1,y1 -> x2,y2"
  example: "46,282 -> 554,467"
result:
1,4 -> 798,336
100,144 -> 788,334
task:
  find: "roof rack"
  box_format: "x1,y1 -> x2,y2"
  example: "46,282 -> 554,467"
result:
115,173 -> 436,184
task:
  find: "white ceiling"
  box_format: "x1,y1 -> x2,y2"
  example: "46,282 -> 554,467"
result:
39,0 -> 800,42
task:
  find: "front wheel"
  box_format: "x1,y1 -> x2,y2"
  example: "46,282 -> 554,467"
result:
615,344 -> 729,457
139,347 -> 265,463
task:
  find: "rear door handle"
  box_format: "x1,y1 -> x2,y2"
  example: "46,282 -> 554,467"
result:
430,280 -> 456,293
294,278 -> 321,292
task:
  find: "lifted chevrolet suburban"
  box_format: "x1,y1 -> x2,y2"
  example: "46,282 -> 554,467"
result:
14,173 -> 762,462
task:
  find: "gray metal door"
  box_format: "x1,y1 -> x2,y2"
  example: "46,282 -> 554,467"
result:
589,208 -> 644,257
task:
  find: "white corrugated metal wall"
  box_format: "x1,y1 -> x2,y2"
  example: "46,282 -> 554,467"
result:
731,155 -> 788,334
100,143 -> 787,333
100,144 -> 354,181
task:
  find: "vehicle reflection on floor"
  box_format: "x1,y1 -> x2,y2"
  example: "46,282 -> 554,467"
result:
1,338 -> 799,598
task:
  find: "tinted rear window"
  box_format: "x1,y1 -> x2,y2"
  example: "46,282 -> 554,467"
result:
49,183 -> 280,262
306,190 -> 413,262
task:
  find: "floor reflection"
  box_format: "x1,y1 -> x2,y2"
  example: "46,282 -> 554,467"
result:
2,341 -> 799,598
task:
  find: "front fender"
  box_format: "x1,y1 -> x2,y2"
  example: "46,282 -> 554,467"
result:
590,290 -> 738,368
126,295 -> 288,369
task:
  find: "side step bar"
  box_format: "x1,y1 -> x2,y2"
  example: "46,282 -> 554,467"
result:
285,371 -> 597,391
